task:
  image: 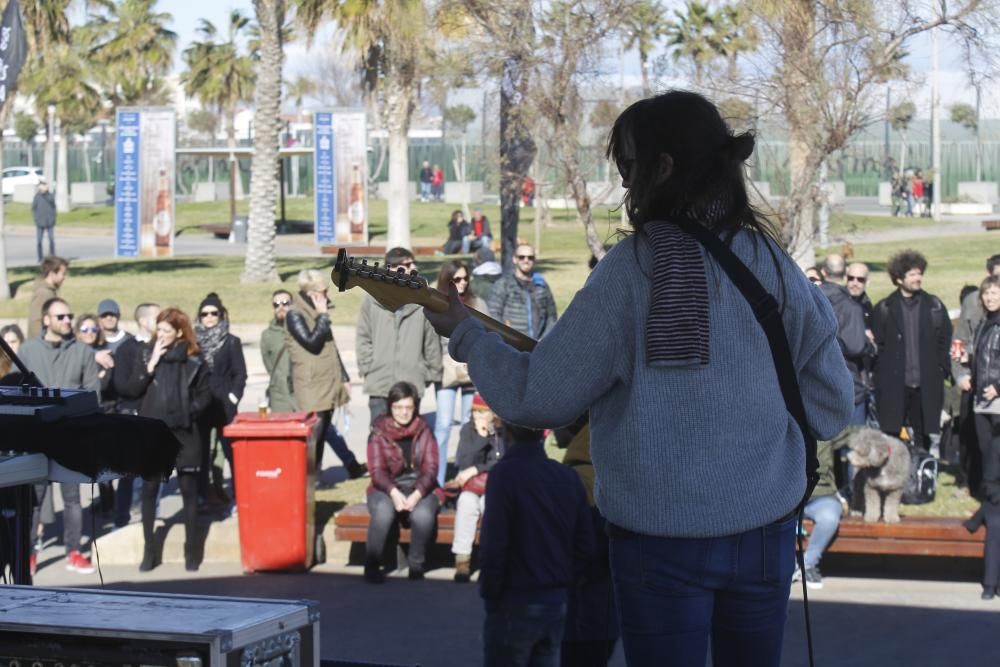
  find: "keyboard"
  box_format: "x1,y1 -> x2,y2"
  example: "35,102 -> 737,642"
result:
0,386 -> 100,422
0,452 -> 48,488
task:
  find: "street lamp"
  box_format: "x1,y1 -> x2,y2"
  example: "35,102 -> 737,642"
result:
46,102 -> 56,184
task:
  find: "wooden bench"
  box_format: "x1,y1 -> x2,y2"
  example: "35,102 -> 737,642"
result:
983,219 -> 1000,231
805,515 -> 984,558
321,245 -> 445,257
334,503 -> 475,544
335,504 -> 984,558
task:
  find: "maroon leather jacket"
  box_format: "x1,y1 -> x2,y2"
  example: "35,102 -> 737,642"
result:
367,414 -> 440,499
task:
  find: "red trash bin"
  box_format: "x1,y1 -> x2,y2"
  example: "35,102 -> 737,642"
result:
223,411 -> 321,573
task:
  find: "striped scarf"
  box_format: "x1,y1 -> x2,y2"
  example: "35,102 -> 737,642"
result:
645,201 -> 729,368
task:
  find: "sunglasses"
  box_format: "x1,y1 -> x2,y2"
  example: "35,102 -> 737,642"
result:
273,300 -> 291,308
808,277 -> 822,284
846,275 -> 867,284
398,261 -> 416,269
200,309 -> 220,318
516,254 -> 535,261
452,276 -> 470,283
79,326 -> 99,334
52,313 -> 74,321
99,312 -> 118,318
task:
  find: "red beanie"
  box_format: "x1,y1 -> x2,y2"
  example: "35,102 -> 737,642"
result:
471,393 -> 490,412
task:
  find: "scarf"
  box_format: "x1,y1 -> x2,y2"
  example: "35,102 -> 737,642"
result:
371,413 -> 435,471
145,343 -> 191,430
195,319 -> 229,371
644,199 -> 731,368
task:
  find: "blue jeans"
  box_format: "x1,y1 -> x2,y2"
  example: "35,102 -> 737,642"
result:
420,181 -> 431,200
325,423 -> 358,468
484,600 -> 566,667
801,495 -> 842,569
434,385 -> 474,485
36,225 -> 55,261
608,514 -> 796,667
462,234 -> 491,254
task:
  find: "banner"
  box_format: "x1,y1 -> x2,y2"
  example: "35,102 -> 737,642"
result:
114,108 -> 176,258
314,111 -> 335,246
0,0 -> 27,104
314,109 -> 368,246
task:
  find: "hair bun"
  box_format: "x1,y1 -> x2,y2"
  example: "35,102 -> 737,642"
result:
727,132 -> 755,162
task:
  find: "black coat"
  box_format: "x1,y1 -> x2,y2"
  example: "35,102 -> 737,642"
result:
111,336 -> 149,413
872,290 -> 952,434
203,334 -> 247,425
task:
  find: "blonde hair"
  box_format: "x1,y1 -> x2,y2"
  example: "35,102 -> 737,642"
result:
297,269 -> 328,293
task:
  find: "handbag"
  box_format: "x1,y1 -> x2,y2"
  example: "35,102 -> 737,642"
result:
441,352 -> 471,388
393,469 -> 419,496
462,471 -> 488,496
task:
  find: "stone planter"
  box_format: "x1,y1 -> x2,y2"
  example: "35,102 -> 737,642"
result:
939,202 -> 994,215
70,182 -> 107,205
879,182 -> 893,206
821,181 -> 846,205
957,182 -> 999,205
193,182 -> 232,202
444,181 -> 484,204
13,183 -> 41,204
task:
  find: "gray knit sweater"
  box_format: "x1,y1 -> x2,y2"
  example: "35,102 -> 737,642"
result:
450,229 -> 854,538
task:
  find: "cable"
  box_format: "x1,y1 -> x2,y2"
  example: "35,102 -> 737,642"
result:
89,481 -> 105,588
796,507 -> 815,667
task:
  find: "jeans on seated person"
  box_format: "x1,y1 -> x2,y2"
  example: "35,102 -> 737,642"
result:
608,514 -> 796,667
801,494 -> 843,570
434,385 -> 475,486
462,234 -> 491,254
365,490 -> 439,572
484,600 -> 566,667
452,490 -> 485,556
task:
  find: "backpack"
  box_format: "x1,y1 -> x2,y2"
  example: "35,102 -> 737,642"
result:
901,446 -> 938,505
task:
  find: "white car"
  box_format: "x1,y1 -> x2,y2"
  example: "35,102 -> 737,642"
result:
2,166 -> 43,197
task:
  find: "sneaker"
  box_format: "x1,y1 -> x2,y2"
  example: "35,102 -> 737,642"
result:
454,556 -> 471,583
804,566 -> 823,590
791,566 -> 802,583
348,462 -> 369,480
66,551 -> 95,574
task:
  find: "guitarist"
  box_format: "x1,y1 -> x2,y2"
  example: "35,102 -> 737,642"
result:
424,90 -> 854,667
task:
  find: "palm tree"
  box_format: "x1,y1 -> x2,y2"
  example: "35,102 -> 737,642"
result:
890,101 -> 915,172
87,0 -> 177,106
664,1 -> 716,87
242,0 -> 286,283
286,74 -> 316,110
180,10 -> 255,225
622,0 -> 667,96
711,4 -> 757,82
296,0 -> 432,250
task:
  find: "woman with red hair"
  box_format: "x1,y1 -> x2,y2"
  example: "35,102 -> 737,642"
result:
123,307 -> 212,572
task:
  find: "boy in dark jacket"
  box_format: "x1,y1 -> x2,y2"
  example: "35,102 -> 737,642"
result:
480,424 -> 594,667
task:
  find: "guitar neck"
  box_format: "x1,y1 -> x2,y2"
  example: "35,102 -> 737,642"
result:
422,286 -> 537,352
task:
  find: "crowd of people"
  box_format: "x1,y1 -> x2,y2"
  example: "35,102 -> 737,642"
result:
891,168 -> 934,218
4,91 -> 1000,667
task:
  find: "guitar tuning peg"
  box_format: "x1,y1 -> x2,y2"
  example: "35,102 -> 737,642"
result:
409,269 -> 419,278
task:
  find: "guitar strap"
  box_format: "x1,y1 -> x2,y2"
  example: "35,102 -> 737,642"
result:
676,221 -> 819,667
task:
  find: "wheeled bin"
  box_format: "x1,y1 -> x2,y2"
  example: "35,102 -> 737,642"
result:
224,411 -> 321,572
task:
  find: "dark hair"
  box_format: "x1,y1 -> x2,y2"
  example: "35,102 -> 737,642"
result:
134,302 -> 160,323
387,381 -> 419,407
271,289 -> 292,299
450,210 -> 464,224
436,259 -> 474,304
606,90 -> 776,242
980,276 -> 1000,310
959,284 -> 978,305
39,256 -> 69,277
987,254 -> 1000,275
42,296 -> 68,315
74,313 -> 105,347
503,422 -> 545,447
887,250 -> 927,284
0,324 -> 24,378
386,247 -> 414,266
157,307 -> 200,357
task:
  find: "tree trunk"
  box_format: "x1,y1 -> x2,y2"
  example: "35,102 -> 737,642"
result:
56,124 -> 69,213
82,140 -> 91,183
779,0 -> 820,267
899,129 -> 907,171
640,52 -> 650,96
227,103 -> 237,224
0,101 -> 12,301
557,120 -> 604,261
386,99 -> 411,250
241,0 -> 284,283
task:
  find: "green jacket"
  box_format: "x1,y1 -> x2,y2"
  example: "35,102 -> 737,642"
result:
811,433 -> 847,500
19,335 -> 100,393
356,296 -> 442,398
285,291 -> 350,412
261,320 -> 296,412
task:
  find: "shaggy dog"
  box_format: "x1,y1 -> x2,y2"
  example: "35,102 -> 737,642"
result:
847,428 -> 911,523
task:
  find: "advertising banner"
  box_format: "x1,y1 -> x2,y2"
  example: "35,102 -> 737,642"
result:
314,109 -> 368,246
114,107 -> 176,258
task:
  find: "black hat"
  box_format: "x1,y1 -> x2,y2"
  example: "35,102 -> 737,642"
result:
198,292 -> 226,317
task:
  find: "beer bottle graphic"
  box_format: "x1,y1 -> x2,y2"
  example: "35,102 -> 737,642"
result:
154,167 -> 172,255
349,163 -> 365,240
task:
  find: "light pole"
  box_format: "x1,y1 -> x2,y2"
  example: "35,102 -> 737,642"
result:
45,102 -> 55,185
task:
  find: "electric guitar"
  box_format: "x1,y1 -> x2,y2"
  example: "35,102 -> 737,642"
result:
331,248 -> 537,352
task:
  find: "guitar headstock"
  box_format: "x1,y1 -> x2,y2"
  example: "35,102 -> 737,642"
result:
331,248 -> 437,312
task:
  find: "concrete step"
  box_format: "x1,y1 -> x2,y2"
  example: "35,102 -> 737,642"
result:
93,514 -> 349,567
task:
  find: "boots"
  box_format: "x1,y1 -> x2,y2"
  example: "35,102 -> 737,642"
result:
964,507 -> 985,534
454,554 -> 471,583
347,461 -> 368,479
184,542 -> 199,572
364,558 -> 385,584
139,543 -> 156,572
